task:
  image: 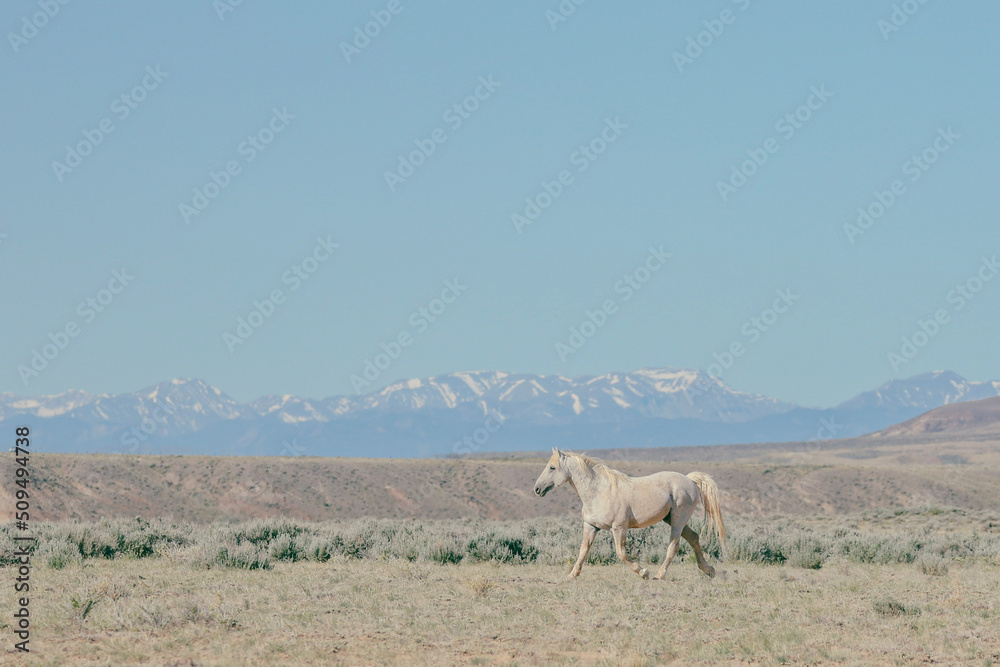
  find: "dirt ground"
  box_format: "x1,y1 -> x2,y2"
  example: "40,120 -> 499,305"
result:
4,556 -> 998,666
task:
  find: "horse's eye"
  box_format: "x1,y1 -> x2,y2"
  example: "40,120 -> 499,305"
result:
549,466 -> 556,470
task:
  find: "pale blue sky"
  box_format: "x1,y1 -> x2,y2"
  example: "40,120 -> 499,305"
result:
2,1 -> 998,407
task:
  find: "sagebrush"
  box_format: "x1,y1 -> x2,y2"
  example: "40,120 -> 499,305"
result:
2,507 -> 997,572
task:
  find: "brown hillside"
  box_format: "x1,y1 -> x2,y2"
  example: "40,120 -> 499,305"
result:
876,396 -> 1000,438
2,431 -> 998,523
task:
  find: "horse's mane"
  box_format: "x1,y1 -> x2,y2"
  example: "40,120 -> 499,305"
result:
563,451 -> 630,489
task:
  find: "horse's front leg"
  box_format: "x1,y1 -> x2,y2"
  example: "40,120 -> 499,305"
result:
568,522 -> 598,579
612,526 -> 649,579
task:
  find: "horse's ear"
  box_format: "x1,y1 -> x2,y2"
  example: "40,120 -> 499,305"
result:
552,447 -> 559,456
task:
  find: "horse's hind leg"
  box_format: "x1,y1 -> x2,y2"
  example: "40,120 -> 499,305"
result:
568,522 -> 598,579
653,521 -> 685,580
612,526 -> 649,579
682,525 -> 716,578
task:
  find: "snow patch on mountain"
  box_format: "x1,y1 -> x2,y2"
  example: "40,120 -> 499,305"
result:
4,370 -> 998,450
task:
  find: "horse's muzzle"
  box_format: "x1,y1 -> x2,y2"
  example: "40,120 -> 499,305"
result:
534,484 -> 551,497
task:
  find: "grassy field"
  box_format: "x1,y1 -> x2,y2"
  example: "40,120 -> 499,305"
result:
3,509 -> 1000,665
4,558 -> 1000,665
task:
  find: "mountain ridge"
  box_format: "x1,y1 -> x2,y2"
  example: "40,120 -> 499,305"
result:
3,369 -> 999,457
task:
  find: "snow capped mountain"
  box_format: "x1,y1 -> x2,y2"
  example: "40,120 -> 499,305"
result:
243,367 -> 793,425
355,370 -> 513,412
0,388 -> 103,419
249,394 -> 331,424
3,369 -> 998,457
2,379 -> 254,436
837,371 -> 1000,411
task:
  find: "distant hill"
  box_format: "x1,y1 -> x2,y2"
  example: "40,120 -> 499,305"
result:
4,430 -> 998,523
876,395 -> 1000,438
3,369 -> 999,457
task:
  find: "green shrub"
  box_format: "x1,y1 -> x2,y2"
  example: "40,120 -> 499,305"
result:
339,532 -> 373,560
304,537 -> 332,563
226,518 -> 303,547
838,533 -> 922,564
4,507 -> 998,572
268,534 -> 303,562
728,530 -> 787,565
466,532 -> 538,563
789,537 -> 825,569
212,541 -> 272,570
39,541 -> 81,569
873,597 -> 920,617
429,542 -> 464,565
789,549 -> 824,569
916,554 -> 949,576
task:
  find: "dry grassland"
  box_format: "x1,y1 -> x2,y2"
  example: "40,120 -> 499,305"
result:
3,509 -> 999,666
3,437 -> 998,664
4,557 -> 999,666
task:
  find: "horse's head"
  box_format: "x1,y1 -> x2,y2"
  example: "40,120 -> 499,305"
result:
534,448 -> 569,497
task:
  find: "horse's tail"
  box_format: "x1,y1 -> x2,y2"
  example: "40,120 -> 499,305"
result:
686,472 -> 727,555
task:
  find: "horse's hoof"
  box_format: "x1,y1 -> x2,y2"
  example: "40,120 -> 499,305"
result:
639,568 -> 649,579
651,574 -> 665,581
705,566 -> 716,578
568,572 -> 580,579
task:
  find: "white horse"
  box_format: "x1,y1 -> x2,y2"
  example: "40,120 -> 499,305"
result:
533,448 -> 726,579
